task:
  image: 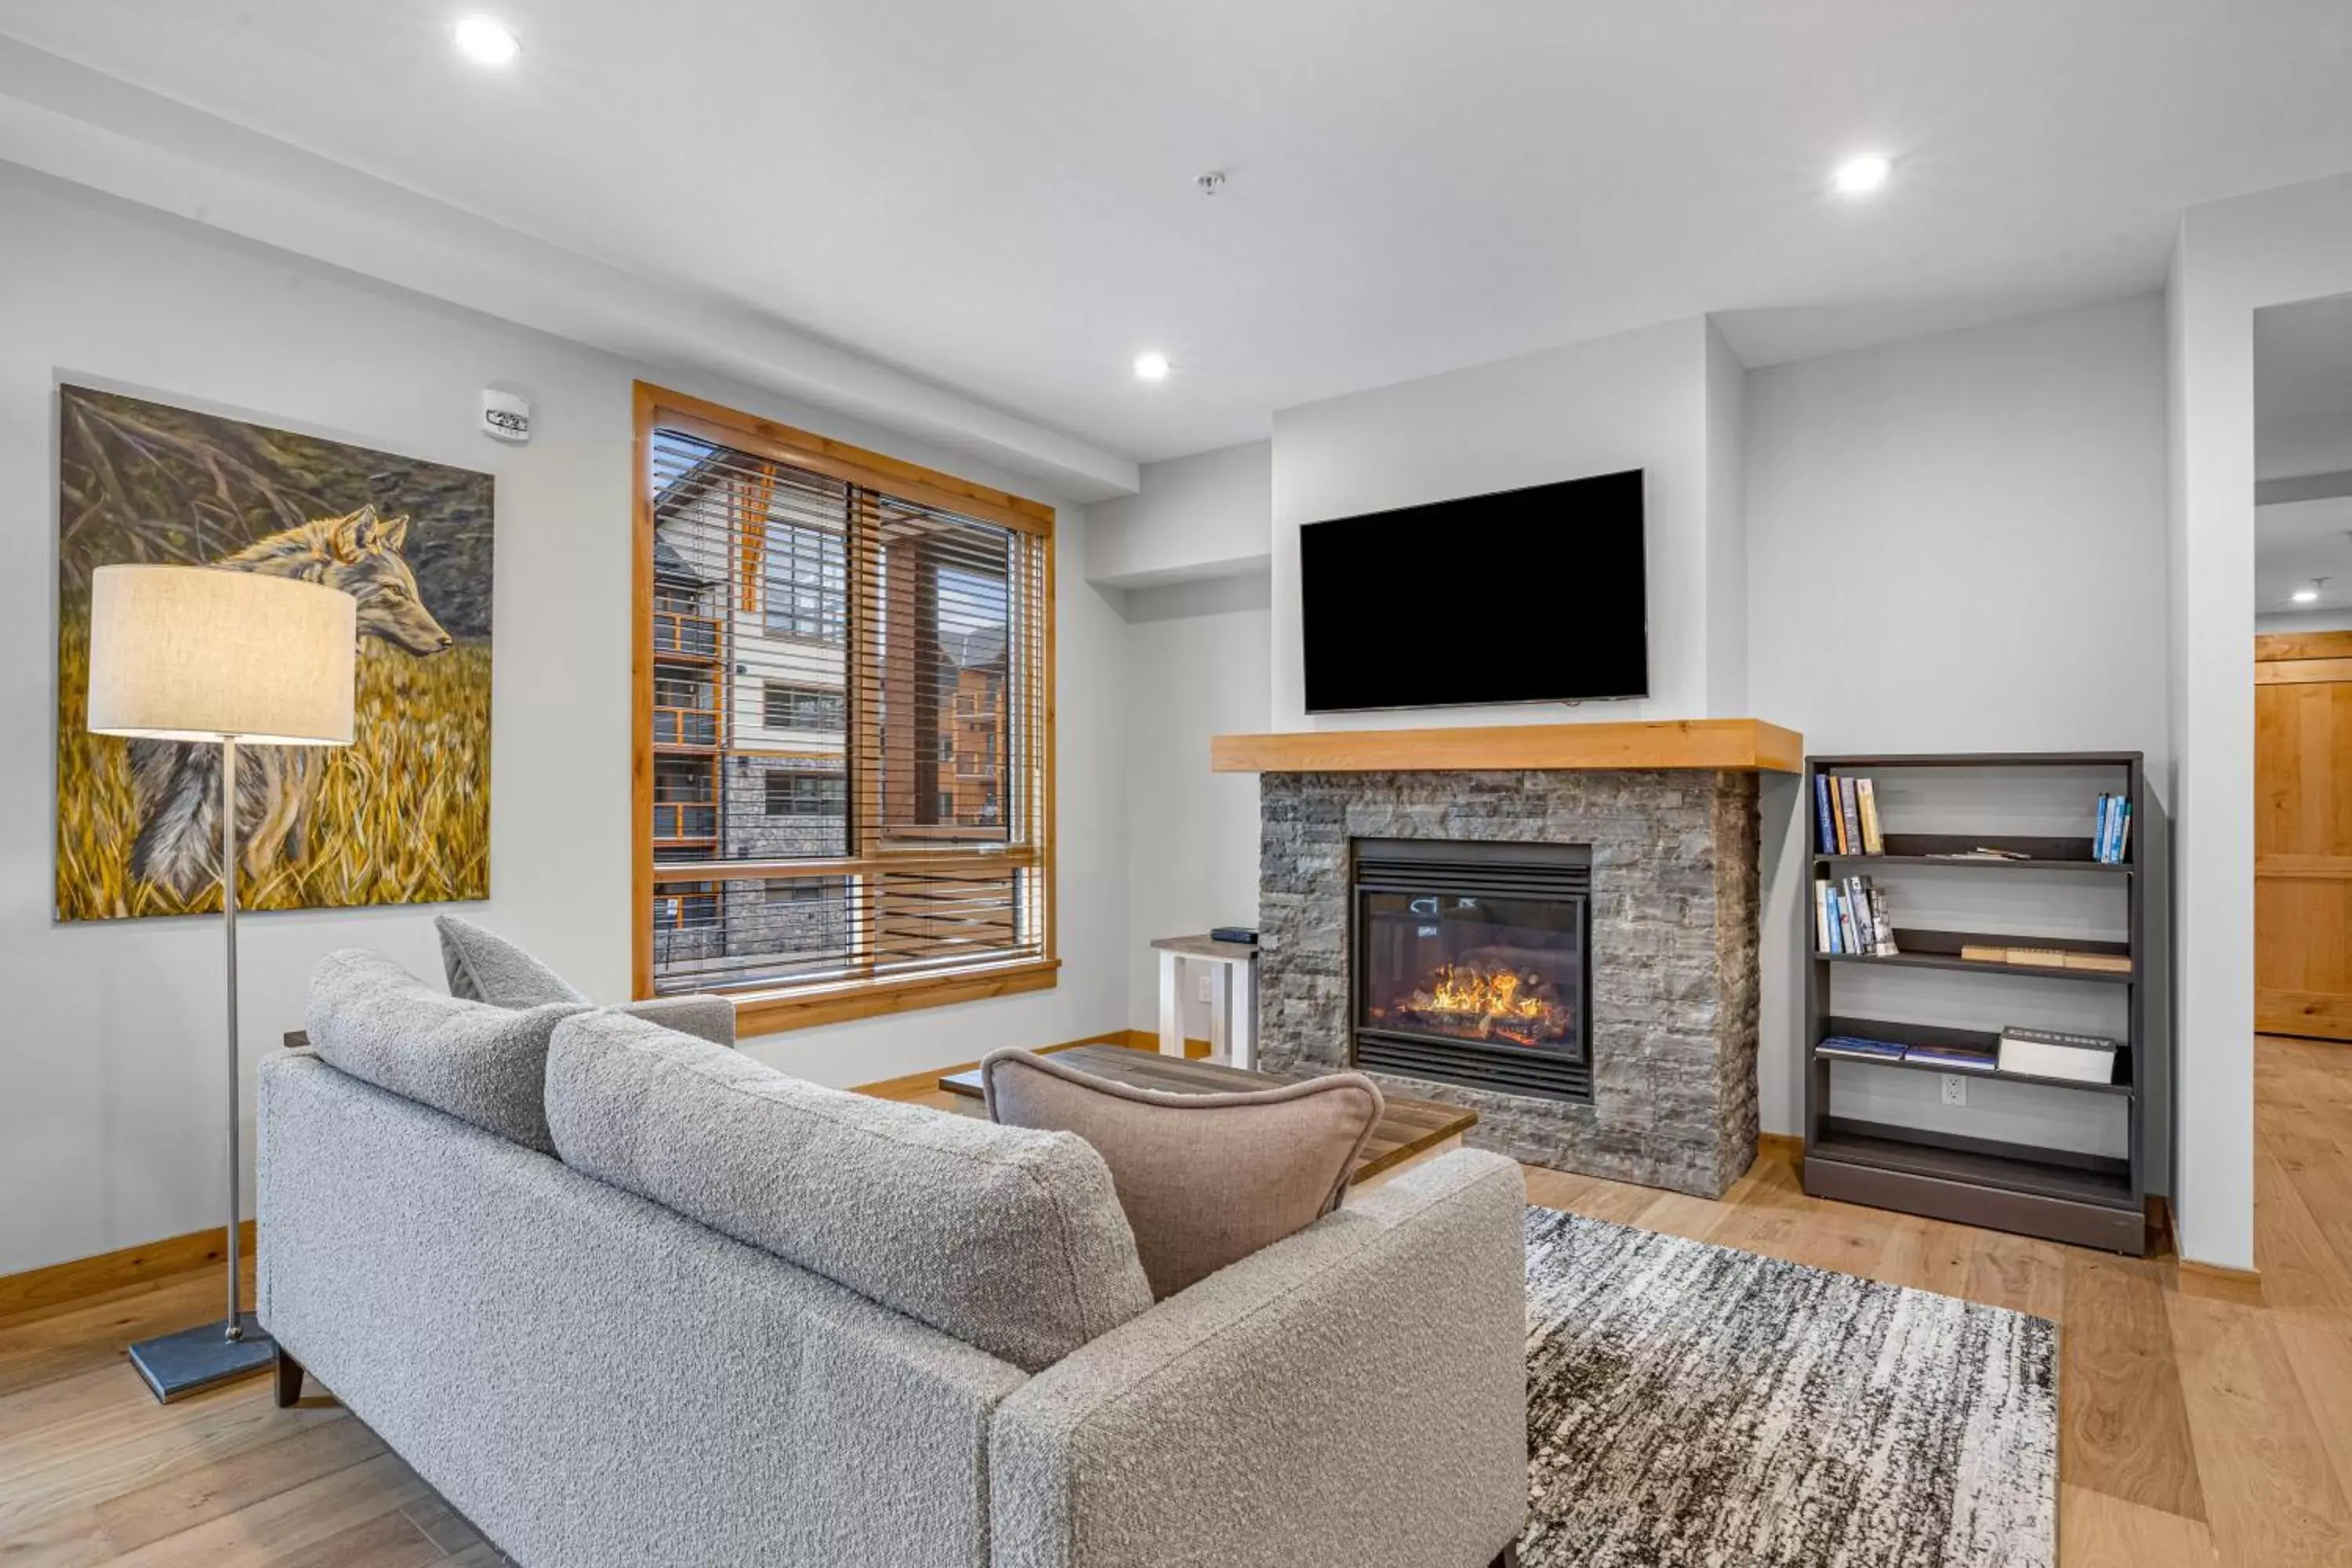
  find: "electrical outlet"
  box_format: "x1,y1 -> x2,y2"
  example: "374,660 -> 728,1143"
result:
1196,973 -> 1213,1004
1940,1073 -> 1969,1108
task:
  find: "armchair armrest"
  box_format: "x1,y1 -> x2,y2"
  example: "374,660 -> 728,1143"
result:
988,1148 -> 1528,1568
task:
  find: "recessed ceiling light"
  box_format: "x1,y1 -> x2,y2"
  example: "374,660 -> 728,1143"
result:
1833,155 -> 1892,195
454,16 -> 521,65
2295,580 -> 2324,604
1133,350 -> 1171,382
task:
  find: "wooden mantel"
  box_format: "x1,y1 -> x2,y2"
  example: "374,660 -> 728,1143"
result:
1210,717 -> 1804,774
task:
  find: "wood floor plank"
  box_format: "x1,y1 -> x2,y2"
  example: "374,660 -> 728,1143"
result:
92,1415 -> 384,1554
102,1454 -> 429,1568
2059,1251 -> 2208,1522
1875,1214 -> 1982,1303
2168,1290 -> 2352,1566
2272,1316 -> 2352,1515
394,1495 -> 486,1559
2058,1484 -> 2218,1567
246,1508 -> 442,1568
1965,1230 -> 2068,1323
0,1270 -> 247,1399
2256,1152 -> 2352,1325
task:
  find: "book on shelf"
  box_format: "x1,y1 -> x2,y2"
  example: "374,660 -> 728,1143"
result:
1817,1034 -> 1907,1060
1813,770 -> 1889,855
1856,779 -> 1885,855
1928,847 -> 2031,861
1816,875 -> 1898,956
1958,942 -> 2129,972
1998,1026 -> 2122,1084
1903,1042 -> 1999,1073
2092,792 -> 2132,864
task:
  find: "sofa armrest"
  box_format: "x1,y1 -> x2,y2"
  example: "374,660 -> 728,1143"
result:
988,1148 -> 1528,1568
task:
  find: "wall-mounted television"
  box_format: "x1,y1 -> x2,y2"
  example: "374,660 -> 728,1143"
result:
1299,468 -> 1647,713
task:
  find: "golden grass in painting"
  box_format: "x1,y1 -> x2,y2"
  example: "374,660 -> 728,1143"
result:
56,614 -> 491,921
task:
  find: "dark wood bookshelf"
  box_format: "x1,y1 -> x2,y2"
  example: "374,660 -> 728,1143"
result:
1802,751 -> 2150,1255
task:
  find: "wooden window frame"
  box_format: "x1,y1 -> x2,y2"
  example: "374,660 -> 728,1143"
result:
632,383 -> 1058,1034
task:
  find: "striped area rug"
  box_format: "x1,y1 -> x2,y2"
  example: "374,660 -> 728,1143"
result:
1521,1208 -> 2056,1568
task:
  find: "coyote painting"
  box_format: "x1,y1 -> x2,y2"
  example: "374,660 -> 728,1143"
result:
126,506 -> 456,897
56,383 -> 494,922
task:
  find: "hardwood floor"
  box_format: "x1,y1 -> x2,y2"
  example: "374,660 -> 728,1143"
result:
5,1035 -> 2350,1566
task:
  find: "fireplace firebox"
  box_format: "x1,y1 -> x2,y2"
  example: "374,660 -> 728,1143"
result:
1351,838 -> 1594,1104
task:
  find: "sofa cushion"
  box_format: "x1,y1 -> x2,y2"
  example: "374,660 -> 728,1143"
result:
434,914 -> 589,1007
545,1011 -> 1153,1372
980,1048 -> 1384,1299
306,949 -> 585,1152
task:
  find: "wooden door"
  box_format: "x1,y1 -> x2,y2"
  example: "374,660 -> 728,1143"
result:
2256,631 -> 2352,1040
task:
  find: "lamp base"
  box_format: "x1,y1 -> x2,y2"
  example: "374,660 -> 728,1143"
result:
128,1313 -> 274,1403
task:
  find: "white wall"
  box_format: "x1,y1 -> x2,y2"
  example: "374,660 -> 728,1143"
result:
1086,441 -> 1271,589
1746,296 -> 2174,1177
1269,315 -> 1744,730
0,167 -> 1128,1276
2168,171 -> 2352,1270
1120,586 -> 1271,1037
1704,321 -> 1751,717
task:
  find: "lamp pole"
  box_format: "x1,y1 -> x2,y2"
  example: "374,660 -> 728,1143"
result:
220,735 -> 243,1344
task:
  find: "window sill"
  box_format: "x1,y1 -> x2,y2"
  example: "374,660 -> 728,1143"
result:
725,959 -> 1061,1037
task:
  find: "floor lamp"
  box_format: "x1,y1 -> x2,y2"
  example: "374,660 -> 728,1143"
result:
85,564 -> 356,1403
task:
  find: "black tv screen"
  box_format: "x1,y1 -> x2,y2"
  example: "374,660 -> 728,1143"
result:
1300,469 -> 1647,713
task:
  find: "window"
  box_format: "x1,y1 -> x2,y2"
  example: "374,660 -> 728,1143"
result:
764,771 -> 847,817
763,524 -> 847,641
763,682 -> 846,732
634,384 -> 1054,1032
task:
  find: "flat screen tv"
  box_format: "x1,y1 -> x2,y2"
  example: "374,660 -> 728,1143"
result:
1299,468 -> 1647,713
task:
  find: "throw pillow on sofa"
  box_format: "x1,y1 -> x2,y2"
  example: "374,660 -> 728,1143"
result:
434,914 -> 735,1047
306,949 -> 586,1153
979,1047 -> 1385,1298
435,914 -> 587,1007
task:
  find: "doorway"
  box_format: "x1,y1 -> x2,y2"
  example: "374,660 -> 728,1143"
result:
2254,291 -> 2352,1043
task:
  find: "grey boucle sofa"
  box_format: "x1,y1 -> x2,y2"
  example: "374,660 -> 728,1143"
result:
257,992 -> 1530,1568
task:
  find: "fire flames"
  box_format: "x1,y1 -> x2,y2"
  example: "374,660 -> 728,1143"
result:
1392,961 -> 1571,1046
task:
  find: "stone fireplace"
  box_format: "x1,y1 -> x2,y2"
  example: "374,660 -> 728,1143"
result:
1240,728 -> 1774,1200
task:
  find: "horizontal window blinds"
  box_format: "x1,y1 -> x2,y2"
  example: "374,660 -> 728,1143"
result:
644,424 -> 1048,997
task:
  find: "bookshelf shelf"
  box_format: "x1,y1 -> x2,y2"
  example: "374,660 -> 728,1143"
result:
1813,1044 -> 2136,1098
1815,925 -> 2136,983
1809,1123 -> 2135,1207
1802,751 -> 2150,1255
1813,852 -> 2129,877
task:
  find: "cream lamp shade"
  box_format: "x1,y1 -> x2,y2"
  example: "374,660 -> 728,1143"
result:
86,564 -> 358,746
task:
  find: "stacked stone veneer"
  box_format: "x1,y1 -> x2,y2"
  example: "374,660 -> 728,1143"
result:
1258,768 -> 1760,1197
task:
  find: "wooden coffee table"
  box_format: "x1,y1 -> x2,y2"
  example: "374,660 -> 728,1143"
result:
938,1044 -> 1478,1187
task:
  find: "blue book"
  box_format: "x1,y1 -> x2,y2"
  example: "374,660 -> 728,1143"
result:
2100,794 -> 2118,862
1815,772 -> 1836,855
1824,887 -> 1843,953
2114,798 -> 2131,863
1817,1035 -> 1907,1059
1904,1043 -> 1999,1073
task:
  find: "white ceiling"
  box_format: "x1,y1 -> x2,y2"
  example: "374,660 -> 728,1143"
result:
2,0 -> 2349,466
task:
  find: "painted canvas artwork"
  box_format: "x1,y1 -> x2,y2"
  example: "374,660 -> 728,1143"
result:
55,385 -> 494,921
